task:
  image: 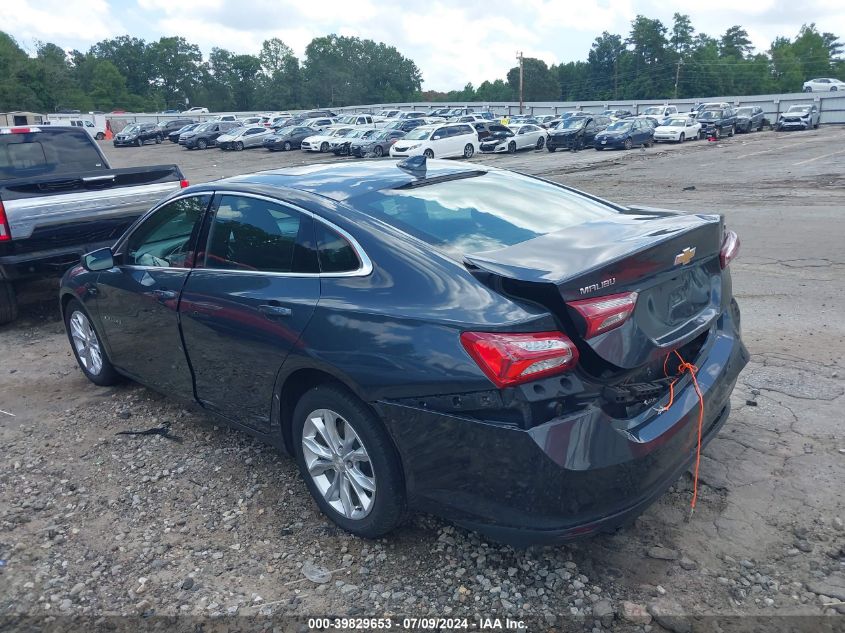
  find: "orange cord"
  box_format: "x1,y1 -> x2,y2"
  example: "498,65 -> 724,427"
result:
656,350 -> 705,514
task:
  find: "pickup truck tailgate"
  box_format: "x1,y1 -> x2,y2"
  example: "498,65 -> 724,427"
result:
1,166 -> 183,240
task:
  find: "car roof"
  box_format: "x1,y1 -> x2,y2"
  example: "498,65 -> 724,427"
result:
221,160 -> 488,202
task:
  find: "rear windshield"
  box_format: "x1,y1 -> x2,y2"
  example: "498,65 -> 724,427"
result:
0,128 -> 107,180
348,171 -> 617,256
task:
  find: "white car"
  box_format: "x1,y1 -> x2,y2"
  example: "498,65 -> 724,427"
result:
240,116 -> 263,126
303,117 -> 338,132
480,123 -> 547,153
640,105 -> 678,123
653,116 -> 702,143
301,127 -> 354,152
334,114 -> 381,128
182,106 -> 209,114
389,123 -> 479,159
803,77 -> 845,92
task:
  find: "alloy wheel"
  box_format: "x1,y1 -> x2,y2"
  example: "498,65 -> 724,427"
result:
301,408 -> 376,520
69,311 -> 103,376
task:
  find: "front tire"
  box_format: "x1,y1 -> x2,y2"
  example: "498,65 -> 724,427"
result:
320,142 -> 329,153
507,141 -> 516,154
197,138 -> 208,150
729,125 -> 735,137
547,146 -> 557,153
155,135 -> 162,144
95,132 -> 105,140
679,133 -> 685,143
135,138 -> 142,147
283,141 -> 292,151
536,136 -> 545,149
374,145 -> 384,157
463,144 -> 474,158
64,299 -> 120,386
0,280 -> 18,325
423,149 -> 434,159
293,384 -> 405,538
235,141 -> 244,151
623,138 -> 632,150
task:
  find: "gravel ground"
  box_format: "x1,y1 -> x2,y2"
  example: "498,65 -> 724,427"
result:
1,128 -> 844,632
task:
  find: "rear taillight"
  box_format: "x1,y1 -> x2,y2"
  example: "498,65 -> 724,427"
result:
720,229 -> 740,269
0,201 -> 10,241
180,179 -> 189,188
460,331 -> 579,388
567,291 -> 638,339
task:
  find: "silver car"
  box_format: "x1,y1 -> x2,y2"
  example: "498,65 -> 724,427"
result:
217,126 -> 272,150
776,104 -> 820,131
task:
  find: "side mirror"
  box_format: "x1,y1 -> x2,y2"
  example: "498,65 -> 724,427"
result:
82,247 -> 114,272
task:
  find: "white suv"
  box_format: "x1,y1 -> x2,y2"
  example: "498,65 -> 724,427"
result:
389,123 -> 479,159
802,77 -> 845,92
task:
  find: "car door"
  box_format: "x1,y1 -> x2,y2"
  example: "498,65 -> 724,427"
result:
94,194 -> 212,399
583,119 -> 598,146
178,193 -> 320,431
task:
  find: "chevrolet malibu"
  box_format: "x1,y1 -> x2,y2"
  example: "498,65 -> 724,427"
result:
60,159 -> 747,545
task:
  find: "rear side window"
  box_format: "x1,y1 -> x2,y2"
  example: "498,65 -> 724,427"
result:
348,171 -> 617,256
0,129 -> 106,180
206,195 -> 306,273
315,223 -> 360,273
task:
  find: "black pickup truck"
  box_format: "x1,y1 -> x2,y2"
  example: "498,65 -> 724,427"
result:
0,125 -> 185,323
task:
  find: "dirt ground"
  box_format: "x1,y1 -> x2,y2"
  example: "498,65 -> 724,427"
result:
1,127 -> 844,632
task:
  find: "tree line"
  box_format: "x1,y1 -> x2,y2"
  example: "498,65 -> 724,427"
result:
0,14 -> 842,114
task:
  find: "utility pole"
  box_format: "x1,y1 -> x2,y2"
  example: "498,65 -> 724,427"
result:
673,59 -> 683,100
613,57 -> 618,100
517,51 -> 524,114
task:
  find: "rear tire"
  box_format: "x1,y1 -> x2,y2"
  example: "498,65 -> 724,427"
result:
463,144 -> 474,158
64,299 -> 121,386
0,281 -> 18,325
292,384 -> 405,538
95,132 -> 105,140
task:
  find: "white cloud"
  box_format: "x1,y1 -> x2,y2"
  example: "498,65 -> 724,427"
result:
5,0 -> 124,53
3,0 -> 844,89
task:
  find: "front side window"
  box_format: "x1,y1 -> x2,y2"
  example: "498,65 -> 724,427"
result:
126,195 -> 210,267
205,195 -> 305,273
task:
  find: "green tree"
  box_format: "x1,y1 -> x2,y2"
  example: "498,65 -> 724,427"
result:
506,57 -> 558,101
89,60 -> 128,110
720,26 -> 753,59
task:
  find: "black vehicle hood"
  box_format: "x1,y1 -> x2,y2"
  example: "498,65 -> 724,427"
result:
551,129 -> 581,136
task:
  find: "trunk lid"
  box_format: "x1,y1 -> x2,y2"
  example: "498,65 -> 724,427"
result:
465,208 -> 724,369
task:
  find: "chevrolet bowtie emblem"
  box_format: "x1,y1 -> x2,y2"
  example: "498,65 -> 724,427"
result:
674,247 -> 696,266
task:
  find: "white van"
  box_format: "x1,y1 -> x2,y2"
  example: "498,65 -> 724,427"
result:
45,113 -> 108,140
389,123 -> 479,159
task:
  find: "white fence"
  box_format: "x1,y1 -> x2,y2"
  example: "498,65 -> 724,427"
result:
105,91 -> 845,130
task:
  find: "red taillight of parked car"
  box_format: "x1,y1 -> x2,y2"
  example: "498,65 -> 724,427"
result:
180,179 -> 189,188
720,229 -> 740,269
567,291 -> 638,339
0,201 -> 11,241
460,331 -> 579,388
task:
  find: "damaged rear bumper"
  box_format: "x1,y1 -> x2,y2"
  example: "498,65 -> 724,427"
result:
374,307 -> 748,546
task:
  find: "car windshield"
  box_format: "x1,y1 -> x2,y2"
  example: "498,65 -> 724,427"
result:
348,171 -> 617,257
642,107 -> 664,115
404,128 -> 433,140
558,118 -> 586,130
787,106 -> 811,113
490,126 -> 513,137
122,124 -> 140,134
370,130 -> 394,140
606,121 -> 632,132
697,111 -> 722,120
663,118 -> 688,127
736,108 -> 753,116
194,123 -> 214,132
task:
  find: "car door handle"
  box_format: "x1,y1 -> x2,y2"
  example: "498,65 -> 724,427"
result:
152,289 -> 177,301
259,304 -> 292,317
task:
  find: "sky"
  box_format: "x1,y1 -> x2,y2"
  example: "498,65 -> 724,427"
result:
5,0 -> 844,90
